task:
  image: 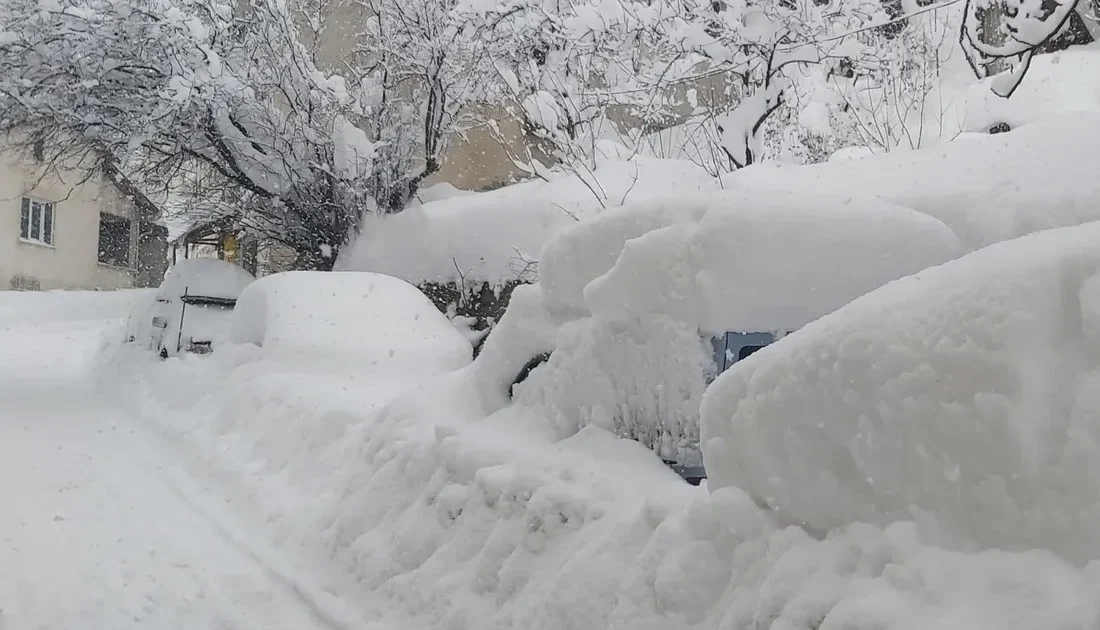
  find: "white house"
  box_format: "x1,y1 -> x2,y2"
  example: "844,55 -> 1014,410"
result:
0,155 -> 168,291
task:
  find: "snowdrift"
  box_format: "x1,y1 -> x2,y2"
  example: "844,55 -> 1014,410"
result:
97,267 -> 1100,629
0,288 -> 152,328
962,43 -> 1100,132
703,220 -> 1100,559
337,150 -> 717,286
725,112 -> 1100,251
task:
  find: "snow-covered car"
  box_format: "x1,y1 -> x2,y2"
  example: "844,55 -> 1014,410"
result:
229,270 -> 472,372
490,189 -> 962,482
145,259 -> 255,358
701,220 -> 1100,558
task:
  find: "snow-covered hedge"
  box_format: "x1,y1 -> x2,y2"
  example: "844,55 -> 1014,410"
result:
725,112 -> 1100,252
702,220 -> 1100,559
337,151 -> 718,288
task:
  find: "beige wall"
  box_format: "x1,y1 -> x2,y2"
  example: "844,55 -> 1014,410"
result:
0,155 -> 136,291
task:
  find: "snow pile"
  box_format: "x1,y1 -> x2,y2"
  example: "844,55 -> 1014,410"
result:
0,288 -> 152,328
337,151 -> 717,286
702,220 -> 1100,559
725,111 -> 1100,251
511,189 -> 960,464
98,278 -> 1100,629
230,271 -> 471,370
0,289 -> 152,389
962,43 -> 1100,131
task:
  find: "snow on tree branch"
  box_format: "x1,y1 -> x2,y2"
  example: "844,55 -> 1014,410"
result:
0,0 -> 374,268
960,0 -> 1083,97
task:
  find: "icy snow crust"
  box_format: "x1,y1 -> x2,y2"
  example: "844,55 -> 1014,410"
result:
98,261 -> 1100,629
703,220 -> 1100,559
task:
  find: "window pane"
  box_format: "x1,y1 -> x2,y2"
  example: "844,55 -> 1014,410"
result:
30,202 -> 41,240
42,204 -> 53,245
738,344 -> 766,361
19,198 -> 29,239
98,213 -> 131,266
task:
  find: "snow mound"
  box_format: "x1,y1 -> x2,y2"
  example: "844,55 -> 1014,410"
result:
156,258 -> 255,301
962,43 -> 1100,131
591,189 -> 959,333
702,220 -> 1100,559
101,284 -> 1100,629
0,288 -> 153,328
541,188 -> 961,332
337,153 -> 717,286
724,112 -> 1100,251
509,189 -> 960,464
230,271 -> 471,371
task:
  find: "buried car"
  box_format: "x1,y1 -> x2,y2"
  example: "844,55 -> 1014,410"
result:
126,258 -> 255,358
498,189 -> 962,483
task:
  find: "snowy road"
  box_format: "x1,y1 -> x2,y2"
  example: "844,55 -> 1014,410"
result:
0,312 -> 371,629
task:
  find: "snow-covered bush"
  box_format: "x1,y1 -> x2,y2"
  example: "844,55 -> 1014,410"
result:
726,111 -> 1100,251
702,220 -> 1100,558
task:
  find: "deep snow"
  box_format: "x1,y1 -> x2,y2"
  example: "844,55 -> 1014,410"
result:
702,220 -> 1100,560
93,256 -> 1100,629
0,291 -> 394,630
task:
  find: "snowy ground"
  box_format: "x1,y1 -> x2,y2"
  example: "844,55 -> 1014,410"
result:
0,292 -> 392,630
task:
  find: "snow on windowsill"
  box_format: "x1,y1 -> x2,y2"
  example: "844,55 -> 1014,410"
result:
18,238 -> 55,250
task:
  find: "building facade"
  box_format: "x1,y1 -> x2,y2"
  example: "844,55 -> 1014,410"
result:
0,155 -> 168,291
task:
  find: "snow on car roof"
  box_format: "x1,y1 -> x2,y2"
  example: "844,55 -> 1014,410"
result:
156,258 -> 256,301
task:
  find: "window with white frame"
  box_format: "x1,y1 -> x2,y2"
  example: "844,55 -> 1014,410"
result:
19,197 -> 55,246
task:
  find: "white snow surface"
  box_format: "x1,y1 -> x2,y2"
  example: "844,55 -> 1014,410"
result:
157,257 -> 256,301
92,273 -> 1100,630
0,289 -> 393,629
337,151 -> 718,286
513,189 -> 958,464
229,271 -> 471,371
702,220 -> 1100,560
725,111 -> 1100,251
961,44 -> 1100,131
544,188 -> 961,333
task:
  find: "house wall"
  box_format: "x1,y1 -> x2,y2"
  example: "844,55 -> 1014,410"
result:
0,154 -> 137,291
